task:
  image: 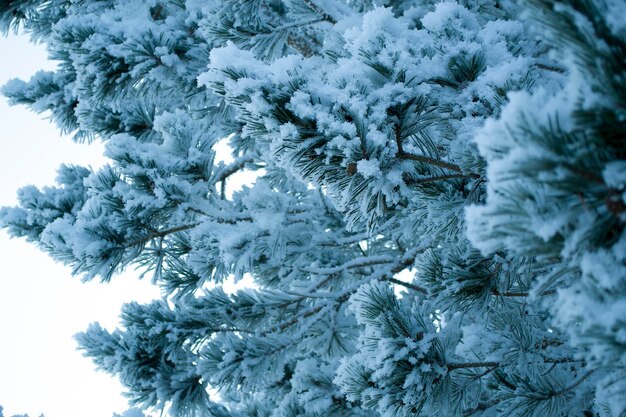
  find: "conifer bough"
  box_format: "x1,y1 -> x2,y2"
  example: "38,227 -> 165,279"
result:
1,1 -> 625,416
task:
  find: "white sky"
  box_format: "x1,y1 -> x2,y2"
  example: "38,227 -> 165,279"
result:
0,34 -> 160,417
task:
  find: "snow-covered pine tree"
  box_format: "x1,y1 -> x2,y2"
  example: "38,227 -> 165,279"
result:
466,1 -> 626,415
0,0 -> 623,416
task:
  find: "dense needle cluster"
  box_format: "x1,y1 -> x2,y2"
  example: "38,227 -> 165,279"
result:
1,0 -> 624,416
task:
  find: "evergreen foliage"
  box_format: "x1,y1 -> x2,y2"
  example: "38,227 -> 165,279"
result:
1,1 -> 624,416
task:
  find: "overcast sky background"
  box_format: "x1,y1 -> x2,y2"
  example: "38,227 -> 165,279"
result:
0,34 -> 160,417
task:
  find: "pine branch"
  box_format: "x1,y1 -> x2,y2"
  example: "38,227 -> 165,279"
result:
261,246 -> 431,335
317,233 -> 369,247
297,255 -> 395,275
398,151 -> 480,178
260,302 -> 333,335
405,173 -> 475,185
472,365 -> 500,380
212,155 -> 254,184
195,326 -> 255,335
301,0 -> 336,24
335,244 -> 432,296
284,289 -> 336,299
491,289 -> 556,297
448,357 -> 586,374
551,369 -> 595,397
277,18 -> 329,31
304,245 -> 430,294
123,223 -> 200,248
389,245 -> 426,275
387,277 -> 428,294
394,119 -> 480,179
186,207 -> 255,224
541,356 -> 585,364
447,362 -> 499,371
462,399 -> 500,417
